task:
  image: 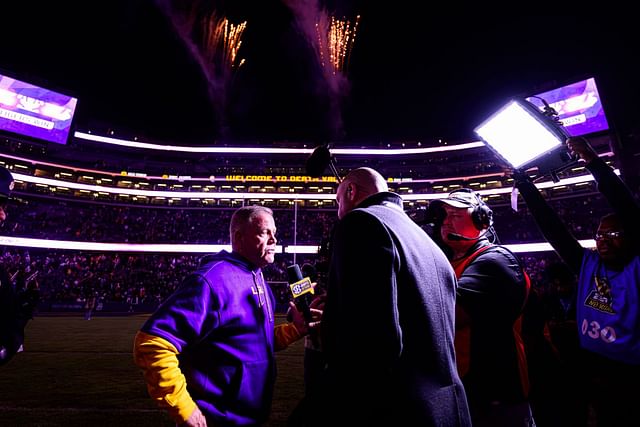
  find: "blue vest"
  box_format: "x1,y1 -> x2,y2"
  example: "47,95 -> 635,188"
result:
577,249 -> 640,364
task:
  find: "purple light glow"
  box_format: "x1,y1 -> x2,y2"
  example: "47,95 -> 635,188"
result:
528,77 -> 609,137
0,73 -> 78,144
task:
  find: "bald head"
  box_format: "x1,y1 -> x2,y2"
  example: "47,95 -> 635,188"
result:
336,167 -> 388,219
345,167 -> 388,194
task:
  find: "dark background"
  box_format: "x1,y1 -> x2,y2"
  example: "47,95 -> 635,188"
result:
2,4 -> 639,147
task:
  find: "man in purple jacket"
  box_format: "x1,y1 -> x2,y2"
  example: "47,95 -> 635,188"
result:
134,205 -> 311,426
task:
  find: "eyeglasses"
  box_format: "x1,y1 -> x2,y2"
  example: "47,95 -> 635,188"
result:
594,231 -> 625,241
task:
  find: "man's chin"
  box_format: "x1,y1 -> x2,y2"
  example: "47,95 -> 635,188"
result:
599,252 -> 615,262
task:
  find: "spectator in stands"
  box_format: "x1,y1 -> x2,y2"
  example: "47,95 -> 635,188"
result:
84,293 -> 96,320
0,166 -> 40,367
515,136 -> 640,427
319,167 -> 470,426
427,188 -> 535,427
133,205 -> 317,426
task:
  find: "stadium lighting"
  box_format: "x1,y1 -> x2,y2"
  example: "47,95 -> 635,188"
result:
13,170 -> 614,201
74,131 -> 484,155
0,235 -> 595,254
474,97 -> 577,182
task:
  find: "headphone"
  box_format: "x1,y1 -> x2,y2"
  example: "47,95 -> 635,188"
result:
449,188 -> 494,231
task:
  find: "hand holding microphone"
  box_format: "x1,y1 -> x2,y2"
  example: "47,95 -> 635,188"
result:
287,264 -> 323,336
287,264 -> 314,321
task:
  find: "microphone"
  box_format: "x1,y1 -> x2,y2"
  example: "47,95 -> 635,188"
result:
447,232 -> 479,241
287,264 -> 315,325
306,145 -> 332,178
306,144 -> 342,182
447,227 -> 492,241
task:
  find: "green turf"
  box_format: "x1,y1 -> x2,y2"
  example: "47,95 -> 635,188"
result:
0,315 -> 305,427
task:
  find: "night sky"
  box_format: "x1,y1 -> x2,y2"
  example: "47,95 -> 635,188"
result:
2,4 -> 639,147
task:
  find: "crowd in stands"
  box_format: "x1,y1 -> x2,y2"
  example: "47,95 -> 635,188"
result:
0,247 -> 563,315
3,192 -> 611,246
0,248 -> 323,313
492,193 -> 612,242
0,181 -> 620,314
3,199 -> 336,245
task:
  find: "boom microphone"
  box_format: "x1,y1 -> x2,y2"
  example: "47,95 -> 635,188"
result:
447,232 -> 479,241
287,264 -> 315,324
447,226 -> 493,241
306,145 -> 332,178
306,144 -> 343,182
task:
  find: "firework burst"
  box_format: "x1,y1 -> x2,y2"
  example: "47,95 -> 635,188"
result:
315,13 -> 360,76
202,12 -> 247,74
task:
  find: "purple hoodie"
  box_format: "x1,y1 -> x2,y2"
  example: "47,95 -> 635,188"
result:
141,250 -> 277,426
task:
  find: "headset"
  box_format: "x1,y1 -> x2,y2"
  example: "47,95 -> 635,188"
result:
449,188 -> 494,231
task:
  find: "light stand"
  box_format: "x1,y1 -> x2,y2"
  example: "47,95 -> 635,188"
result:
474,97 -> 576,182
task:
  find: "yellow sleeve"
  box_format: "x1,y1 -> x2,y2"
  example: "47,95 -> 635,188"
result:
274,322 -> 302,351
132,331 -> 197,424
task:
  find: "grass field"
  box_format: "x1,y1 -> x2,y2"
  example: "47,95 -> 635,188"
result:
0,315 -> 305,427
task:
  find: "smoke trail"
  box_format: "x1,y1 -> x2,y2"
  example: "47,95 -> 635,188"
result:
283,0 -> 360,140
154,0 -> 246,138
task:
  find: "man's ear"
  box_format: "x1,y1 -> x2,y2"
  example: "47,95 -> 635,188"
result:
233,230 -> 242,248
346,184 -> 355,199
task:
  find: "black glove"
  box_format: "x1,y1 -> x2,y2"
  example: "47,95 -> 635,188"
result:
512,169 -> 533,186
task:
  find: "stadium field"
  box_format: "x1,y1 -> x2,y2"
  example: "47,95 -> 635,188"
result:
0,314 -> 304,427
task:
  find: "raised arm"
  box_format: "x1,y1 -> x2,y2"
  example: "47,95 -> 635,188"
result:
514,172 -> 584,273
569,137 -> 640,247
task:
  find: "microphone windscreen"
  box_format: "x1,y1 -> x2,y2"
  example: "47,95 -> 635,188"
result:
306,145 -> 331,177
